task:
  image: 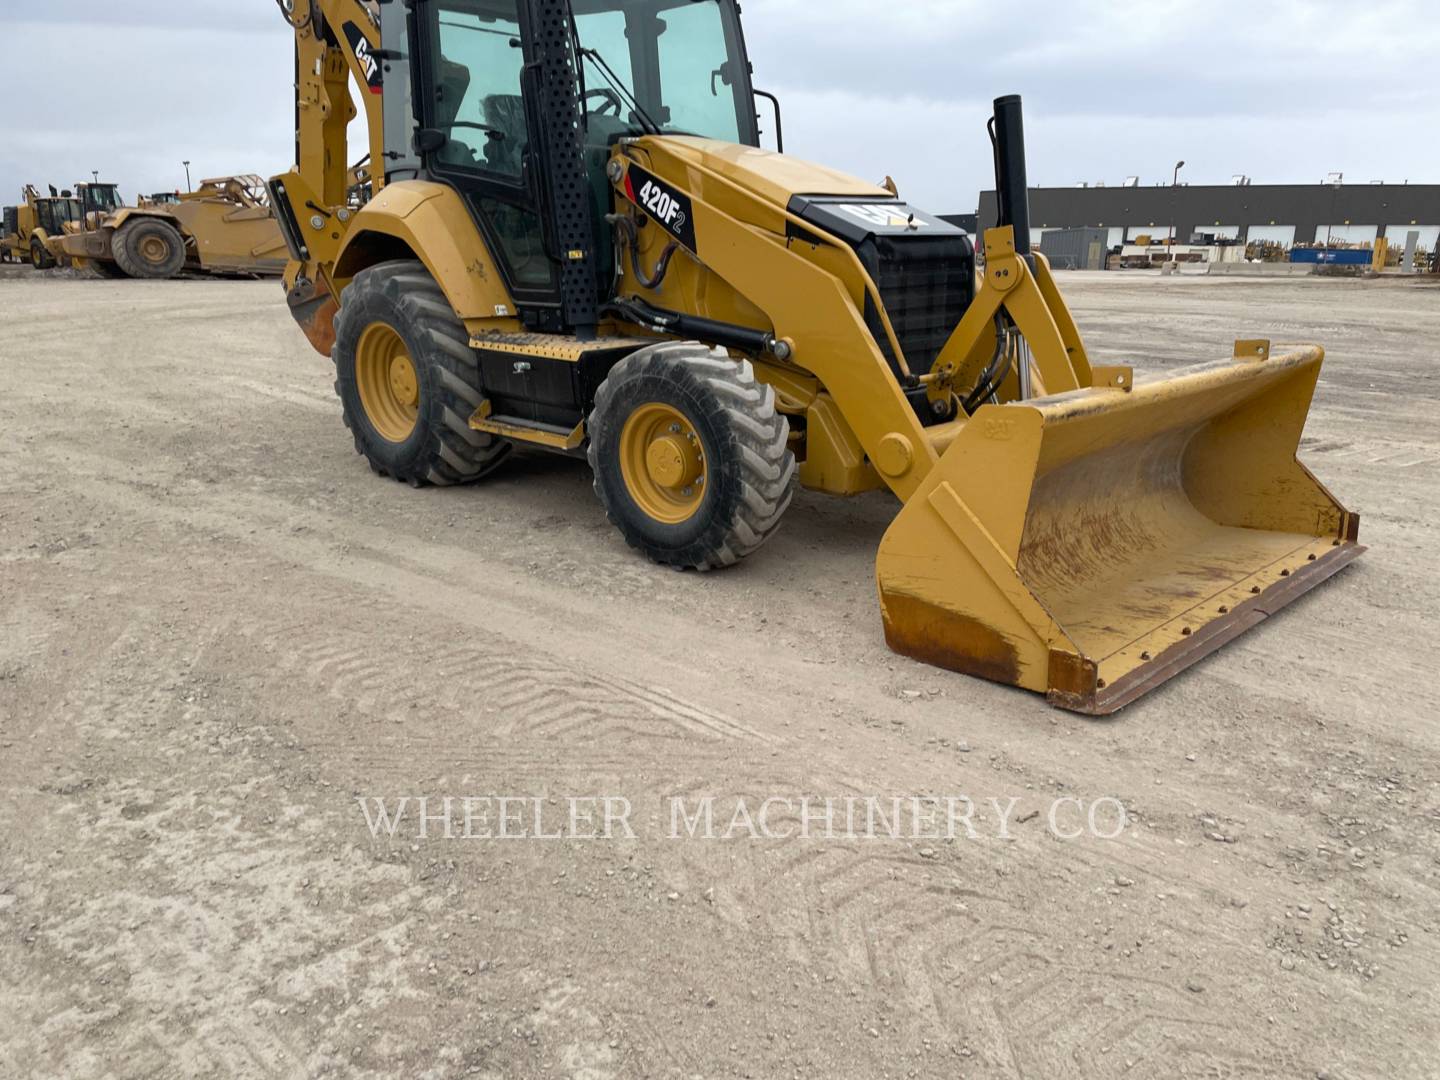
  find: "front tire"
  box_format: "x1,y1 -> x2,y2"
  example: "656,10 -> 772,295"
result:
112,218 -> 186,279
587,342 -> 796,570
333,260 -> 509,486
30,238 -> 55,270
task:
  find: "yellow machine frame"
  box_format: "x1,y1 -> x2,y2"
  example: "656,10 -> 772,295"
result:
49,192 -> 181,274
3,185 -> 78,267
272,0 -> 1362,714
160,176 -> 288,276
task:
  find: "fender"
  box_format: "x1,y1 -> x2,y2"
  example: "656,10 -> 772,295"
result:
29,227 -> 63,263
107,207 -> 179,230
331,180 -> 514,323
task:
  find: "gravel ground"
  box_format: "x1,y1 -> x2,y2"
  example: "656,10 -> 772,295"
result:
0,267 -> 1437,1079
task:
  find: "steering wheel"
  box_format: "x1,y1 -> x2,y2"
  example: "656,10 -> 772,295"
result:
583,87 -> 623,117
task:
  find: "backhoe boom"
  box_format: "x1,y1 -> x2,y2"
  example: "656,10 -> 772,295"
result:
271,0 -> 385,297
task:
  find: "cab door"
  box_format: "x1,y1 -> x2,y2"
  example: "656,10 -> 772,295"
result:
414,0 -> 559,319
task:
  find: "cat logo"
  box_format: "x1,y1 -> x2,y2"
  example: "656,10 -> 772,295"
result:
836,203 -> 929,231
343,22 -> 383,94
983,416 -> 1017,441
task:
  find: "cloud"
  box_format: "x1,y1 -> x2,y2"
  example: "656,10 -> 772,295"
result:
744,0 -> 1440,207
1,0 -> 1436,217
11,0 -> 273,31
1,13 -> 293,200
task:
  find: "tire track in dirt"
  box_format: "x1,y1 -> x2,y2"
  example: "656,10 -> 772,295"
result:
33,464 -> 1426,1078
233,612 -> 774,749
0,607 -> 321,1079
656,767 -> 1429,1078
8,277 -> 1439,1077
50,459 -> 780,761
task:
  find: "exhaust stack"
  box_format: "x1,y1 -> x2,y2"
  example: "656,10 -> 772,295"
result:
991,95 -> 1032,260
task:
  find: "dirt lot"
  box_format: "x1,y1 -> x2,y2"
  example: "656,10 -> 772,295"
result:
1,268 -> 1436,1079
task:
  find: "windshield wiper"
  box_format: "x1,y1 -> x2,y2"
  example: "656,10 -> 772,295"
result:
578,46 -> 661,136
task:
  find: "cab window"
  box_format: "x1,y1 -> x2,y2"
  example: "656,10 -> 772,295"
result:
433,1 -> 527,178
653,1 -> 740,141
575,0 -> 756,145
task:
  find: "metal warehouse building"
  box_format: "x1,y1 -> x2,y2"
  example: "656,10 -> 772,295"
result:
975,183 -> 1440,254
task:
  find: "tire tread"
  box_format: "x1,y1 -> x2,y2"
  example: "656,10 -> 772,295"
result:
587,342 -> 796,571
333,260 -> 509,487
112,218 -> 186,279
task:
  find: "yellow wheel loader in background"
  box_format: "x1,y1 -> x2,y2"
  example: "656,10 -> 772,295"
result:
50,181 -> 189,278
48,178 -> 288,279
2,185 -> 81,268
269,0 -> 1362,714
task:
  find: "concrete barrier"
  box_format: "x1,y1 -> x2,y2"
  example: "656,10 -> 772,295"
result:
1206,262 -> 1314,278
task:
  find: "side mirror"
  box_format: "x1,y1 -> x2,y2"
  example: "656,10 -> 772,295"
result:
412,127 -> 449,155
710,61 -> 735,97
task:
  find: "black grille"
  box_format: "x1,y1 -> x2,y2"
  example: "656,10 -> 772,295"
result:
862,234 -> 975,378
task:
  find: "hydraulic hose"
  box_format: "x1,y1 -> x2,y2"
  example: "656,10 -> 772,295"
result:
607,213 -> 678,291
962,315 -> 1014,414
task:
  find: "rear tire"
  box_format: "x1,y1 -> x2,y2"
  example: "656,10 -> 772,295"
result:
30,238 -> 54,270
90,259 -> 128,279
587,342 -> 796,570
112,218 -> 186,279
333,260 -> 510,487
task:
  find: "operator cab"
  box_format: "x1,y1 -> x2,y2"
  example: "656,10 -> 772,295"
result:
400,0 -> 757,325
37,195 -> 82,235
75,183 -> 124,226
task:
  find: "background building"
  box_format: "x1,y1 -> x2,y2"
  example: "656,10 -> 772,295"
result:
973,183 -> 1440,257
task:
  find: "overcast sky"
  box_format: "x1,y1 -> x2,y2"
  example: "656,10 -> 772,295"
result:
3,1 -> 1438,214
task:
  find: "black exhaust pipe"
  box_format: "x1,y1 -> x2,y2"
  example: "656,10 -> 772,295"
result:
990,94 -> 1032,262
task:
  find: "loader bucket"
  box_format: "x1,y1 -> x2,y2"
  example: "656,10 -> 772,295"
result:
876,345 -> 1363,715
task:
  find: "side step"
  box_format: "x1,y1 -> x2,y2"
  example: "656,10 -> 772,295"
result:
469,401 -> 586,453
465,331 -> 654,456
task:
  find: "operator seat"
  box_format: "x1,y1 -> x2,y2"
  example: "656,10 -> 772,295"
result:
435,54 -> 476,166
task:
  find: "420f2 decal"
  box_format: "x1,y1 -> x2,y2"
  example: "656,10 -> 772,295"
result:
622,165 -> 697,253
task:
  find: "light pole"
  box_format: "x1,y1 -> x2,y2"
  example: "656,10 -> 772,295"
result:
1325,172 -> 1342,250
1166,160 -> 1185,267
91,170 -> 98,184
183,160 -> 192,192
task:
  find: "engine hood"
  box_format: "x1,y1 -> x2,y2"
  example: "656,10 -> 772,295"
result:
650,137 -> 893,208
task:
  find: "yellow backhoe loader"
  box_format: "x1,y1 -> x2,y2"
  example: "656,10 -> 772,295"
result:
2,185 -> 81,268
268,0 -> 1362,714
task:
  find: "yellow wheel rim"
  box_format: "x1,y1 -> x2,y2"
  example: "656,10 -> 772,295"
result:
619,403 -> 708,525
139,234 -> 170,264
355,322 -> 420,443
